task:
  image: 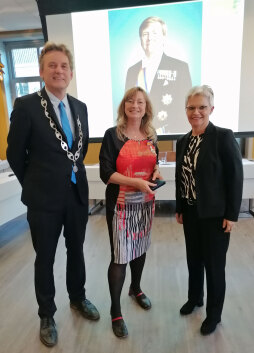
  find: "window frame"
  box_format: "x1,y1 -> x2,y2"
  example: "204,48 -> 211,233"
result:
5,39 -> 44,103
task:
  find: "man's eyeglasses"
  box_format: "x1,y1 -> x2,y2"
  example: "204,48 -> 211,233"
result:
186,105 -> 208,112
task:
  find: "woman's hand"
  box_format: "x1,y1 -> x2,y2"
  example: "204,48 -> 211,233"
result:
151,169 -> 163,181
134,178 -> 156,195
176,213 -> 183,224
108,172 -> 157,194
151,166 -> 163,181
222,219 -> 235,233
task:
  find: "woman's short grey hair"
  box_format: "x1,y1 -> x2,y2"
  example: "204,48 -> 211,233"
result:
185,85 -> 214,107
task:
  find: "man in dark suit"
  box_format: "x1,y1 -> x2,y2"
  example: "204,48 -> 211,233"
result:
7,42 -> 99,347
125,16 -> 192,134
175,85 -> 243,335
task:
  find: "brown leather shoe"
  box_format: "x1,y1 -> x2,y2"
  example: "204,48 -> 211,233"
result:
40,317 -> 57,347
70,299 -> 100,320
129,287 -> 152,310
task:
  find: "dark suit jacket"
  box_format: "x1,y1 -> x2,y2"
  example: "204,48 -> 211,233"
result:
125,53 -> 192,134
175,122 -> 243,221
7,87 -> 89,211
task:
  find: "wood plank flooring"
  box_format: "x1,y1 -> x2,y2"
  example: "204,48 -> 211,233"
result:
0,202 -> 254,353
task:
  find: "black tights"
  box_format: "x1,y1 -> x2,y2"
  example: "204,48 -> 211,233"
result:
108,253 -> 146,318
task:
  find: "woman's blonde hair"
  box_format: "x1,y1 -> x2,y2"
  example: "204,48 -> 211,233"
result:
116,87 -> 157,143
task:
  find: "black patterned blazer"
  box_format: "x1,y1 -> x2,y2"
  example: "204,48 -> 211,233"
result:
175,122 -> 243,221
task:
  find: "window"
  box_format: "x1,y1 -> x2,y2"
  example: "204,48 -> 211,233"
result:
5,40 -> 44,102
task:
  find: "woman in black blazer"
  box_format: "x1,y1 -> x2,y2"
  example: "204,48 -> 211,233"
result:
175,85 -> 243,335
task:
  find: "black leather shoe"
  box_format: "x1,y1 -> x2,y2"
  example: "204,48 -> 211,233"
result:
40,317 -> 57,347
180,300 -> 204,315
70,299 -> 100,320
200,317 -> 221,335
112,317 -> 128,338
129,287 -> 152,310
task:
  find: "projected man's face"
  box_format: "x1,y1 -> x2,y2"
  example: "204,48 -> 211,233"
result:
125,91 -> 146,123
40,50 -> 73,100
186,94 -> 214,135
140,22 -> 165,58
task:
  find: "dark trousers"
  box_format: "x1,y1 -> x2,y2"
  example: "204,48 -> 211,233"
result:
182,202 -> 230,321
27,184 -> 88,318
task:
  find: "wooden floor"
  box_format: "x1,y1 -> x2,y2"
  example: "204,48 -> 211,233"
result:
0,202 -> 254,353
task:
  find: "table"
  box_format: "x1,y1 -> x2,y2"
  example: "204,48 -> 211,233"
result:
0,172 -> 27,226
86,160 -> 254,201
1,160 -> 254,226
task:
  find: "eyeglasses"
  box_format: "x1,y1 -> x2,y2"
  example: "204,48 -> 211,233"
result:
186,105 -> 208,112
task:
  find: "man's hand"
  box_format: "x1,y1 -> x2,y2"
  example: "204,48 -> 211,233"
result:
222,219 -> 235,233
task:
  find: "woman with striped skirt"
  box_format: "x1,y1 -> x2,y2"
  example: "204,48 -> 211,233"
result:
99,87 -> 163,338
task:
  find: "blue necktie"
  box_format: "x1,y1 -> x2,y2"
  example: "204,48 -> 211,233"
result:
59,101 -> 76,184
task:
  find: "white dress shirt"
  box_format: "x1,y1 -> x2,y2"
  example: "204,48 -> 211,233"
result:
45,87 -> 75,138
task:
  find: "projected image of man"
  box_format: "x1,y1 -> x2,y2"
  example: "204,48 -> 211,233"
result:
125,16 -> 192,134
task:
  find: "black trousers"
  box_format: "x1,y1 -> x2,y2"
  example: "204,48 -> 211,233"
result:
182,202 -> 230,321
27,184 -> 88,318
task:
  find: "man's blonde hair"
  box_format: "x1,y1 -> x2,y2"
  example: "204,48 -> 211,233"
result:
139,16 -> 167,37
39,41 -> 74,71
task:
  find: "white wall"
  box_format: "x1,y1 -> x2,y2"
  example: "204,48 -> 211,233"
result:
46,14 -> 77,98
239,0 -> 254,132
46,0 -> 254,134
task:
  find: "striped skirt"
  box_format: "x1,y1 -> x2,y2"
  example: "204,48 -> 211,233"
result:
107,199 -> 155,264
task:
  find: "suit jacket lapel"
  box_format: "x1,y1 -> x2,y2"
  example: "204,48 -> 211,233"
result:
150,53 -> 170,94
67,95 -> 79,150
178,131 -> 191,165
150,53 -> 165,94
196,122 -> 214,170
40,87 -> 66,139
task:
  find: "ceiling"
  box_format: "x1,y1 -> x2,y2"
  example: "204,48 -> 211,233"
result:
0,0 -> 41,32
